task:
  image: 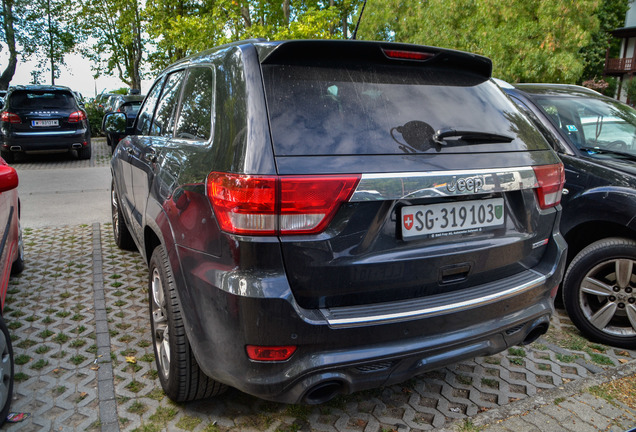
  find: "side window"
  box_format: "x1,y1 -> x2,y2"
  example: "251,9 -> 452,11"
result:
151,71 -> 185,137
510,95 -> 565,153
175,67 -> 214,141
136,78 -> 164,135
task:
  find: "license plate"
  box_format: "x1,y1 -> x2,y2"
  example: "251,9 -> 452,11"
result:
32,119 -> 59,127
401,198 -> 504,239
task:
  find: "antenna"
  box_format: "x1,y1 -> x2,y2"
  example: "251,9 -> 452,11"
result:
351,0 -> 368,40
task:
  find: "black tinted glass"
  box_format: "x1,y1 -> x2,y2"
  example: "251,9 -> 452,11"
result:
175,67 -> 213,141
136,80 -> 164,135
152,71 -> 185,137
263,65 -> 547,155
10,90 -> 75,110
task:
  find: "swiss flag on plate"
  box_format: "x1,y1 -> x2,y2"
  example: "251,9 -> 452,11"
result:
403,214 -> 414,230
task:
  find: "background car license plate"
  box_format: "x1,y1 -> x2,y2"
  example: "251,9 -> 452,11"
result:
32,120 -> 59,127
402,198 -> 504,239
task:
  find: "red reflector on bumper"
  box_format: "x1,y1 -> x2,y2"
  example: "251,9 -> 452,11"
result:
246,345 -> 297,361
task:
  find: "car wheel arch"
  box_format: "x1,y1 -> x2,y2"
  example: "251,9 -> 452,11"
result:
564,220 -> 636,265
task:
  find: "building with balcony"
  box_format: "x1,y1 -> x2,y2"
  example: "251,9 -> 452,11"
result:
605,3 -> 636,102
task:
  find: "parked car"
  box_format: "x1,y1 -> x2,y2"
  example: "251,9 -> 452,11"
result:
105,39 -> 567,404
501,82 -> 636,349
0,85 -> 92,162
0,157 -> 23,424
101,94 -> 145,153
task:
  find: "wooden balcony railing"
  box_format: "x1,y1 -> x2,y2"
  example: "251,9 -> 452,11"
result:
605,57 -> 636,74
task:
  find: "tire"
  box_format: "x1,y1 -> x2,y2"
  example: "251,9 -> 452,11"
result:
0,315 -> 14,426
562,237 -> 636,349
77,144 -> 91,160
10,222 -> 24,275
148,245 -> 226,402
111,181 -> 136,251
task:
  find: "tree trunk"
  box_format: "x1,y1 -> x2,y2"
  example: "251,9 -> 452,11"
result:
0,0 -> 18,90
283,0 -> 290,26
47,0 -> 55,84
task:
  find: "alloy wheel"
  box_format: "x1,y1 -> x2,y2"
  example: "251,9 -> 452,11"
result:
151,267 -> 171,378
579,258 -> 636,338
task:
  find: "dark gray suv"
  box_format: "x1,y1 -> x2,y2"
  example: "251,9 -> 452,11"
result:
106,39 -> 567,404
0,85 -> 92,162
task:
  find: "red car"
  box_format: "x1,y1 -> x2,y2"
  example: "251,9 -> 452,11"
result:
0,158 -> 23,424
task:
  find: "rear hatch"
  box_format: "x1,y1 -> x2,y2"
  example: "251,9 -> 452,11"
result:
257,41 -> 562,310
7,89 -> 80,134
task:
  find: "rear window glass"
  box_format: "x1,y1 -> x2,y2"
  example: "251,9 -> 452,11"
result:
262,65 -> 547,156
10,90 -> 76,110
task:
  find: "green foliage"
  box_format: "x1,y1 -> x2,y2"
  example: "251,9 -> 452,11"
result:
626,78 -> 636,103
144,0 -> 362,71
19,0 -> 82,84
84,100 -> 105,137
358,0 -> 600,83
580,0 -> 630,81
78,0 -> 144,89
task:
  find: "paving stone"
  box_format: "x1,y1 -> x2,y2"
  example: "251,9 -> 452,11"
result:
3,175 -> 636,431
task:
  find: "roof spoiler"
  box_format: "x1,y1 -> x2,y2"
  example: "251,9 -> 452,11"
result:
258,40 -> 492,79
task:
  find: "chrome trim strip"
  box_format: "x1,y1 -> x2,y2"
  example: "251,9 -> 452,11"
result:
350,166 -> 538,201
321,272 -> 546,328
15,130 -> 85,137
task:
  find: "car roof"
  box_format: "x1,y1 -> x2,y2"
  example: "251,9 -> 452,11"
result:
510,83 -> 603,98
10,84 -> 75,93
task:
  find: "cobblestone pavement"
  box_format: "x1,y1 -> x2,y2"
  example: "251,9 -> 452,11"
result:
2,145 -> 635,431
10,138 -> 111,171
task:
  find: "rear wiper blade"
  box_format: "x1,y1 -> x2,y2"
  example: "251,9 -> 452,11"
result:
579,146 -> 636,161
433,128 -> 514,146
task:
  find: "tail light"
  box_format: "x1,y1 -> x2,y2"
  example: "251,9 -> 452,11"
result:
246,345 -> 297,361
68,111 -> 87,122
0,112 -> 21,124
383,49 -> 434,61
207,172 -> 360,236
532,163 -> 565,209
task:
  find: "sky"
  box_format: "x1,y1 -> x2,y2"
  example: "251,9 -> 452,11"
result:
1,51 -> 153,99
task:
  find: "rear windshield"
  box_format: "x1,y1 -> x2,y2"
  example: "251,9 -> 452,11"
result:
9,90 -> 76,110
262,65 -> 547,156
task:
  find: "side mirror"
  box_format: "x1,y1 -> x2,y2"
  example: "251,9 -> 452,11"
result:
0,163 -> 18,193
103,112 -> 127,133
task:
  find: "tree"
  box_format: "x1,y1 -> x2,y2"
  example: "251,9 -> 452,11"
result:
78,0 -> 144,91
20,0 -> 79,84
144,0 -> 363,72
357,0 -> 599,84
580,0 -> 630,82
0,0 -> 19,90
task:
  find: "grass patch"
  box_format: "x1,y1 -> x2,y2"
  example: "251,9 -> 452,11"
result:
35,345 -> 51,354
509,357 -> 524,366
508,347 -> 525,357
14,354 -> 30,365
14,372 -> 29,382
70,354 -> 87,365
38,329 -> 54,339
148,405 -> 178,423
176,415 -> 202,431
588,353 -> 614,366
127,400 -> 148,415
481,378 -> 498,388
54,333 -> 70,344
556,353 -> 578,363
30,359 -> 49,370
125,380 -> 145,393
16,339 -> 37,349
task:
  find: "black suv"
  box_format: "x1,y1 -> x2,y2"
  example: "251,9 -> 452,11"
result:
502,82 -> 636,349
106,40 -> 567,404
0,85 -> 92,162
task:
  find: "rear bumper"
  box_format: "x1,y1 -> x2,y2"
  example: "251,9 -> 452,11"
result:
1,129 -> 90,153
173,230 -> 567,404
